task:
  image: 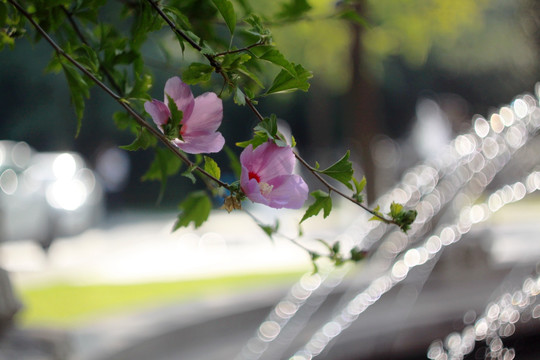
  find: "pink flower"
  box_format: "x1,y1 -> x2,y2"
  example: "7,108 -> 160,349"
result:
144,76 -> 225,154
240,142 -> 308,209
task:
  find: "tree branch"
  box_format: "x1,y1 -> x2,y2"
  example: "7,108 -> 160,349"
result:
8,0 -> 230,191
144,0 -> 393,223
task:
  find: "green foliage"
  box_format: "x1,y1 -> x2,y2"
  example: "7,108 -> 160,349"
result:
388,202 -> 417,233
258,220 -> 279,239
119,127 -> 156,151
301,190 -> 332,223
276,0 -> 312,21
352,176 -> 366,203
164,94 -> 184,140
182,62 -> 214,85
266,63 -> 312,94
203,156 -> 221,180
60,61 -> 90,136
318,151 -> 354,190
142,147 -> 183,203
211,0 -> 236,35
174,191 -> 213,230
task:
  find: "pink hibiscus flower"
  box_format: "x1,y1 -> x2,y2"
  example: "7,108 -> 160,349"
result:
240,142 -> 309,209
144,76 -> 225,154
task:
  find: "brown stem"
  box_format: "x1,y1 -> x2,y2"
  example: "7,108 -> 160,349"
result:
214,41 -> 265,57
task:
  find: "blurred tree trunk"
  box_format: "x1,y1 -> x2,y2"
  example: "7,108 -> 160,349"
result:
346,0 -> 380,204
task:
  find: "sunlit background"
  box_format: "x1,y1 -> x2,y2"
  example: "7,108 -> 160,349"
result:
1,0 -> 540,359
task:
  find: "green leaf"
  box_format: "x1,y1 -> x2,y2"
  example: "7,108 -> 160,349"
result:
369,205 -> 384,222
387,202 -> 417,233
266,63 -> 312,95
258,220 -> 279,239
221,53 -> 251,70
319,151 -> 354,190
259,48 -> 295,75
337,9 -> 369,27
173,191 -> 212,230
300,190 -> 332,223
254,116 -> 278,139
353,176 -> 366,194
224,146 -> 241,178
389,202 -> 403,219
236,132 -> 268,149
142,147 -> 183,204
0,3 -> 7,28
61,62 -> 90,136
113,111 -> 137,132
211,0 -> 236,35
182,164 -> 198,184
277,0 -> 312,20
182,62 -> 214,85
204,156 -> 221,180
163,94 -> 183,140
119,127 -> 156,151
234,87 -> 246,106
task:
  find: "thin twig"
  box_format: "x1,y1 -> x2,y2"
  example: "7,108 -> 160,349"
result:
214,41 -> 265,57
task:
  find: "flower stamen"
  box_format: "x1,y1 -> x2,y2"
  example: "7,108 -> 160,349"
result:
259,182 -> 274,197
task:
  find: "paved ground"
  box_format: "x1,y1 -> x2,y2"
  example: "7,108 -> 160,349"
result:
1,201 -> 540,360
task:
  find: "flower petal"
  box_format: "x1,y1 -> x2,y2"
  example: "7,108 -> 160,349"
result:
173,131 -> 225,154
184,92 -> 223,133
240,142 -> 295,181
164,76 -> 194,119
266,174 -> 309,209
241,167 -> 270,206
144,99 -> 170,127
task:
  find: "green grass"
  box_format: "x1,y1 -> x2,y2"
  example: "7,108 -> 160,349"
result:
14,271 -> 303,327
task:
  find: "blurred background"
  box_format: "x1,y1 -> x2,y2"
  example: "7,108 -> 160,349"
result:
1,0 -> 540,359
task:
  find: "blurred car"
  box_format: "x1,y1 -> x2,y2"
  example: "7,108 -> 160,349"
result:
0,140 -> 104,250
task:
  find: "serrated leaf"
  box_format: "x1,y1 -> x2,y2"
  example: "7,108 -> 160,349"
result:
182,62 -> 214,85
204,156 -> 221,180
259,48 -> 295,75
353,176 -> 366,194
61,62 -> 90,136
237,66 -> 264,88
259,221 -> 278,239
266,63 -> 312,95
389,202 -> 403,218
164,94 -> 183,140
113,111 -> 136,131
236,132 -> 268,149
234,87 -> 246,106
254,116 -> 278,139
119,127 -> 155,151
173,191 -> 212,230
0,3 -> 7,27
300,190 -> 332,223
182,164 -> 197,184
211,0 -> 236,35
320,151 -> 354,190
369,205 -> 384,222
